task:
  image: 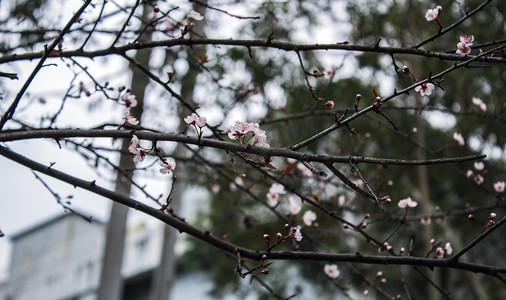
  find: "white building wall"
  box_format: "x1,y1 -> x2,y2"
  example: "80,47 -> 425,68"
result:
0,214 -> 163,300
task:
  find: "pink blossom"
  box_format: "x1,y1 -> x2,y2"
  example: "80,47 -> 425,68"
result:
415,82 -> 435,96
128,135 -> 140,153
123,110 -> 139,125
267,183 -> 285,205
287,196 -> 301,215
120,93 -> 137,108
324,101 -> 335,109
472,97 -> 487,112
494,181 -> 505,193
398,197 -> 417,209
456,43 -> 471,56
456,35 -> 474,56
474,161 -> 484,171
184,113 -> 206,128
324,264 -> 340,279
228,121 -> 268,147
292,227 -> 302,241
189,10 -> 203,21
444,242 -> 453,255
425,6 -> 442,21
132,149 -> 148,163
466,170 -> 474,178
267,192 -> 279,206
253,132 -> 270,148
159,158 -> 176,174
128,135 -> 150,163
474,174 -> 484,185
453,132 -> 465,146
436,247 -> 444,258
269,183 -> 286,195
302,210 -> 317,226
460,35 -> 474,45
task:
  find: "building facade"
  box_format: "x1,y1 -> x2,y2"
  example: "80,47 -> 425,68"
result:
0,213 -> 164,300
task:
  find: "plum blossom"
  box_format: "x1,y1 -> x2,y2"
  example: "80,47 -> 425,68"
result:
456,35 -> 474,56
453,132 -> 465,146
123,110 -> 139,125
436,242 -> 453,258
494,181 -> 505,193
474,174 -> 484,185
269,183 -> 285,195
324,101 -> 335,109
189,10 -> 203,21
302,210 -> 317,226
474,161 -> 484,171
436,247 -> 444,258
425,6 -> 442,21
324,264 -> 340,279
398,197 -> 417,209
228,121 -> 270,148
267,183 -> 286,206
184,113 -> 207,139
444,242 -> 453,255
128,135 -> 150,163
292,227 -> 303,241
184,113 -> 206,128
159,158 -> 176,174
120,93 -> 137,108
287,195 -> 301,215
267,192 -> 280,206
415,82 -> 435,96
472,97 -> 487,112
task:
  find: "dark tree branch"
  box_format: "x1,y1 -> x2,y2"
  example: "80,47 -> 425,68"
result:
0,129 -> 487,166
1,144 -> 504,283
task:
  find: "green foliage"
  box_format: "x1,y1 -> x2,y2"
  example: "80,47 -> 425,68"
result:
179,0 -> 505,298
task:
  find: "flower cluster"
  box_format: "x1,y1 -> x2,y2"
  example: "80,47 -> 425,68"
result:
398,197 -> 417,209
128,135 -> 150,163
266,183 -> 286,206
435,242 -> 453,258
456,35 -> 474,56
228,121 -> 270,148
263,225 -> 302,251
469,213 -> 497,229
472,97 -> 487,112
128,135 -> 176,175
466,161 -> 486,185
425,6 -> 442,22
302,210 -> 317,226
184,113 -> 207,140
119,91 -> 139,127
